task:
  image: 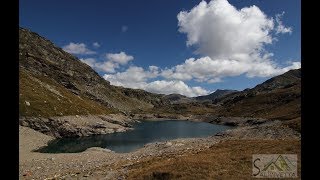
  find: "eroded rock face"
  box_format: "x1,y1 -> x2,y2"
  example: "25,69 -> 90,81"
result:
19,114 -> 137,138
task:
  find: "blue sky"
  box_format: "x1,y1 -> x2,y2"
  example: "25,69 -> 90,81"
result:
20,0 -> 301,97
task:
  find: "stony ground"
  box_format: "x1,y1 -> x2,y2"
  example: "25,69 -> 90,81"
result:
19,114 -> 137,138
19,125 -> 224,179
19,119 -> 301,179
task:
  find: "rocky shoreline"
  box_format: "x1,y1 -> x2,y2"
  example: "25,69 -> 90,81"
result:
19,113 -> 300,179
19,114 -> 138,138
19,113 -> 270,138
131,113 -> 268,126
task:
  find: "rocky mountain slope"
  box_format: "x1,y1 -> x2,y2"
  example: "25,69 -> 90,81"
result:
215,68 -> 301,120
18,28 -> 301,180
144,68 -> 301,131
19,27 -> 301,132
19,27 -> 168,117
162,94 -> 195,104
195,89 -> 238,102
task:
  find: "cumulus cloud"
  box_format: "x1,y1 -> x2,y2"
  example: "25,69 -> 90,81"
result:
103,66 -> 209,97
121,25 -> 128,32
161,56 -> 300,83
80,0 -> 300,96
144,80 -> 209,97
106,52 -> 134,65
174,0 -> 300,82
80,52 -> 134,73
103,66 -> 158,86
80,58 -> 119,73
177,0 -> 274,59
80,58 -> 96,67
95,61 -> 119,73
63,42 -> 96,55
81,58 -> 117,73
93,42 -> 100,48
275,12 -> 292,34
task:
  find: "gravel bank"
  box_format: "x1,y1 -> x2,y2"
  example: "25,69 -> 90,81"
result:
19,118 -> 300,179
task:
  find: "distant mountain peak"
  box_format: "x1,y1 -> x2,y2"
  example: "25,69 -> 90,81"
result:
195,89 -> 238,101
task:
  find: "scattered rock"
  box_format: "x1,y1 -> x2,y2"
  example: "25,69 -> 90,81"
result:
23,171 -> 32,177
92,122 -> 107,129
175,143 -> 184,147
25,101 -> 30,106
86,147 -> 114,153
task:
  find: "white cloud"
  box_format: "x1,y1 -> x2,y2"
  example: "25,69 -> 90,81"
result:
177,0 -> 274,59
173,0 -> 299,81
80,51 -> 134,73
103,66 -> 158,85
275,12 -> 292,34
80,58 -> 96,67
63,42 -> 96,55
149,65 -> 159,72
93,42 -> 100,48
103,66 -> 208,97
161,56 -> 300,83
79,0 -> 300,96
280,61 -> 301,73
245,60 -> 300,78
106,52 -> 134,65
95,61 -> 119,73
80,58 -> 119,73
121,25 -> 128,32
144,80 -> 209,97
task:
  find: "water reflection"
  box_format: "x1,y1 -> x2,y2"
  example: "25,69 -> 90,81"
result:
36,120 -> 230,153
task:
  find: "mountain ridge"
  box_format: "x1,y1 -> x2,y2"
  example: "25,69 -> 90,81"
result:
19,27 -> 301,127
19,27 -> 168,117
195,89 -> 238,102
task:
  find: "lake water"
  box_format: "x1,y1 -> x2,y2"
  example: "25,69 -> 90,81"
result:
37,120 -> 230,153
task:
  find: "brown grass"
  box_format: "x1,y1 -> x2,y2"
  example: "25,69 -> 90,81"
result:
126,139 -> 301,179
217,85 -> 301,122
281,117 -> 301,133
19,69 -> 116,117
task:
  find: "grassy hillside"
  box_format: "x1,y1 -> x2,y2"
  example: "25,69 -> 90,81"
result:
126,139 -> 301,179
19,69 -> 117,117
215,69 -> 301,121
217,84 -> 301,120
19,27 -> 168,117
18,27 -> 301,123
